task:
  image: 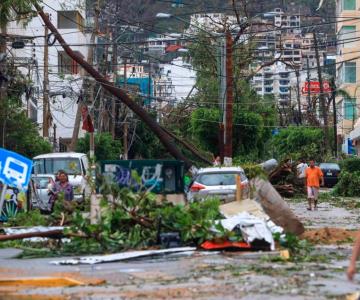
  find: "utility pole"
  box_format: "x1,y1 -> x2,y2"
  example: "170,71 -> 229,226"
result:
69,1 -> 99,151
53,123 -> 57,151
295,69 -> 302,125
306,56 -> 311,112
331,79 -> 337,157
0,29 -> 7,101
123,56 -> 128,159
218,36 -> 226,162
43,14 -> 50,138
148,60 -> 151,109
111,41 -> 117,138
223,31 -> 233,163
313,31 -> 330,154
0,26 -> 7,147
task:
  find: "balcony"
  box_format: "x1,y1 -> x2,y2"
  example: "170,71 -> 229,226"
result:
279,87 -> 290,94
279,80 -> 289,86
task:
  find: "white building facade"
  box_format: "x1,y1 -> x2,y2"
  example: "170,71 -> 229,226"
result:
7,0 -> 90,150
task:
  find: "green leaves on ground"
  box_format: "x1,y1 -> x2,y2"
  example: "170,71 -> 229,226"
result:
62,187 -> 224,254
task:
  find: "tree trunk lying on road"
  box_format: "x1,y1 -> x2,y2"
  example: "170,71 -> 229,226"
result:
0,229 -> 64,241
253,177 -> 305,235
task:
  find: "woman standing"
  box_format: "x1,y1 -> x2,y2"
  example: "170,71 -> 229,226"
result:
54,171 -> 74,201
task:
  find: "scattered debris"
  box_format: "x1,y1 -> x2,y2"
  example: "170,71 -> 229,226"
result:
218,212 -> 275,250
50,247 -> 196,265
200,240 -> 251,250
301,228 -> 358,245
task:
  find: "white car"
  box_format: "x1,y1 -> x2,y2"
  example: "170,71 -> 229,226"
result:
32,152 -> 90,202
187,167 -> 249,202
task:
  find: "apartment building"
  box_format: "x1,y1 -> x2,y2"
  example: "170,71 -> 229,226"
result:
7,0 -> 90,149
336,0 -> 360,154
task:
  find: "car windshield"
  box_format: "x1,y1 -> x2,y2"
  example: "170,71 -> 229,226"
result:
33,158 -> 81,175
33,177 -> 51,189
196,172 -> 246,186
320,163 -> 340,170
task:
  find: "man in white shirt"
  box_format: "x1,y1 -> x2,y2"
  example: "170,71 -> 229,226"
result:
296,158 -> 308,179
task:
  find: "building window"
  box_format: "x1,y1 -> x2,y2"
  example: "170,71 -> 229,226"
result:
342,0 -> 356,10
340,62 -> 356,83
338,25 -> 356,50
58,51 -> 81,74
57,11 -> 84,30
344,98 -> 357,120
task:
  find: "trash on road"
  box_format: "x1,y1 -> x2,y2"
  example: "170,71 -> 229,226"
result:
218,211 -> 276,250
50,247 -> 197,265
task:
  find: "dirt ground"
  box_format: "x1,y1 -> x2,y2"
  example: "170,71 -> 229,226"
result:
0,195 -> 360,299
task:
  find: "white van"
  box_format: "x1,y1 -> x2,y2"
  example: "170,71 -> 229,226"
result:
32,152 -> 89,202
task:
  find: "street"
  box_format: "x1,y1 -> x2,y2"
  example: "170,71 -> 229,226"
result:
0,194 -> 359,299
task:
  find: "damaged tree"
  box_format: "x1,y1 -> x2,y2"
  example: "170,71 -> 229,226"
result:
33,4 -> 192,168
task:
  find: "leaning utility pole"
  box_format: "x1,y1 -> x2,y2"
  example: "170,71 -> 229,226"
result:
43,14 -> 50,138
223,30 -> 233,162
69,1 -> 99,151
313,31 -> 330,153
36,5 -> 192,168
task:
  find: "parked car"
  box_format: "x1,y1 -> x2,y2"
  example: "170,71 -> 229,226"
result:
319,162 -> 341,187
187,167 -> 249,202
29,174 -> 55,211
32,153 -> 90,202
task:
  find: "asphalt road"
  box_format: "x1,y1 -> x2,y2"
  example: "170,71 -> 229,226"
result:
0,197 -> 360,299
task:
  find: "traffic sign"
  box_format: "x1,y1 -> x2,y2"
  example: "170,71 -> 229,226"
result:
0,148 -> 32,190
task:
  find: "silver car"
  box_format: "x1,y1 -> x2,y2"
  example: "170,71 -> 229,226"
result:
29,175 -> 55,211
187,167 -> 249,202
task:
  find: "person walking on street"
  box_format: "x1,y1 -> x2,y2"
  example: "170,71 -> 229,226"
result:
305,159 -> 324,211
296,158 -> 308,179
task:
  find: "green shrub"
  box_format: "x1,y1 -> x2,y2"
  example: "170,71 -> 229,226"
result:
333,171 -> 360,197
270,126 -> 324,162
340,157 -> 360,173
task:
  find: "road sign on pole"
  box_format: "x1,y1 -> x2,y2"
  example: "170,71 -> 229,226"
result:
0,148 -> 32,190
